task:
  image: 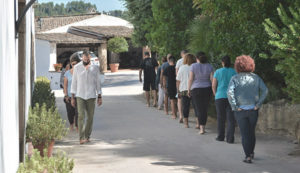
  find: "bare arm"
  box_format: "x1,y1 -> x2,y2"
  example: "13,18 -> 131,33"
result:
188,71 -> 194,92
160,69 -> 164,87
212,78 -> 218,96
163,75 -> 167,90
210,72 -> 214,83
139,69 -> 143,82
63,77 -> 68,96
188,71 -> 194,97
70,67 -> 77,98
70,67 -> 77,107
176,80 -> 180,92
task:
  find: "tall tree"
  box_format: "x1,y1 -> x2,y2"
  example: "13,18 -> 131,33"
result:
191,0 -> 294,91
35,1 -> 97,17
123,0 -> 153,47
148,0 -> 197,57
263,2 -> 300,102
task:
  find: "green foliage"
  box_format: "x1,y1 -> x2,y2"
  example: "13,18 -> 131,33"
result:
26,104 -> 68,147
188,16 -> 214,54
18,149 -> 74,173
123,0 -> 154,47
35,1 -> 97,17
32,77 -> 56,110
148,0 -> 197,57
264,83 -> 287,103
103,10 -> 130,20
187,15 -> 223,68
190,0 -> 295,93
108,37 -> 129,53
263,3 -> 300,102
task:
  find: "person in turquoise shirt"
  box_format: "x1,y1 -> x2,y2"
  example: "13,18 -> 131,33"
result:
212,56 -> 236,143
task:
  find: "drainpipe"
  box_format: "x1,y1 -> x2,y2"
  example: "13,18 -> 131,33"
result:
15,0 -> 36,38
16,0 -> 36,163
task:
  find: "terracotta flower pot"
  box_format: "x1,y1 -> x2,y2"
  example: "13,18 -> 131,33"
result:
109,63 -> 119,73
33,140 -> 55,157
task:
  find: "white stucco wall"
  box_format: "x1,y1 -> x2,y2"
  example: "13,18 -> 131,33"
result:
0,0 -> 20,172
35,39 -> 61,90
36,39 -> 51,77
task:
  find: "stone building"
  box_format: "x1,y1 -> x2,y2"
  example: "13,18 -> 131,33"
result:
35,13 -> 142,89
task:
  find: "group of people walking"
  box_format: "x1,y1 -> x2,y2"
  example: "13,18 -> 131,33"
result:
139,51 -> 268,164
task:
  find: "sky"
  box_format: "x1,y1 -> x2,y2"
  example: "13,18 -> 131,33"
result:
38,0 -> 126,12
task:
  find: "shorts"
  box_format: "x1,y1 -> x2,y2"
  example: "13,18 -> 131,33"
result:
144,80 -> 156,91
168,88 -> 177,99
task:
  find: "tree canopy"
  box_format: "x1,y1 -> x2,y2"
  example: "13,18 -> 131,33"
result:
124,0 -> 197,57
263,2 -> 300,102
123,0 -> 154,47
124,0 -> 300,102
35,1 -> 97,17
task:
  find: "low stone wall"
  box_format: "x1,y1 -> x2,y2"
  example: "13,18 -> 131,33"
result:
257,100 -> 300,144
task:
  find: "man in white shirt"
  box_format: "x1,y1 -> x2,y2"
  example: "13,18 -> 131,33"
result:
71,50 -> 103,144
176,50 -> 188,123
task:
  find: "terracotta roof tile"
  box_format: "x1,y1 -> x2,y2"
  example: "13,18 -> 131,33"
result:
36,33 -> 105,44
35,13 -> 100,32
70,26 -> 133,38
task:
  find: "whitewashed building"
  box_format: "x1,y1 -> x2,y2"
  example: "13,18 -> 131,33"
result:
0,0 -> 36,172
35,13 -> 137,90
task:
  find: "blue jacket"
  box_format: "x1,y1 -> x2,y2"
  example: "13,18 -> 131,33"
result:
227,73 -> 268,111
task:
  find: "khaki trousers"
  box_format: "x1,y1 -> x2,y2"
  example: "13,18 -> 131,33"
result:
76,97 -> 96,140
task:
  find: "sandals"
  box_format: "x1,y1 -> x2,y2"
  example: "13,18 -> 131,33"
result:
86,138 -> 91,143
179,118 -> 183,123
79,137 -> 91,144
79,139 -> 87,145
199,131 -> 206,135
243,157 -> 252,164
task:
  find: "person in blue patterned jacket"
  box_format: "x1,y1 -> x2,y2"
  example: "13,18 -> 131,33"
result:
227,55 -> 268,164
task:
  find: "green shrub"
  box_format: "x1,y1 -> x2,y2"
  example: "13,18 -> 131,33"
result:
264,83 -> 288,103
32,76 -> 56,110
108,37 -> 129,53
263,2 -> 300,103
26,104 -> 68,147
18,149 -> 74,173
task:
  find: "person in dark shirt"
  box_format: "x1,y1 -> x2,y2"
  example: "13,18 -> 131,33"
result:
139,52 -> 159,107
163,55 -> 177,119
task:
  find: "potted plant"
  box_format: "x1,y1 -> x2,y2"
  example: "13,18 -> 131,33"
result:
107,37 -> 129,72
18,149 -> 74,173
26,104 -> 68,157
53,63 -> 62,72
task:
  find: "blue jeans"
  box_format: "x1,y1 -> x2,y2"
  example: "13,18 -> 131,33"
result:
234,110 -> 258,158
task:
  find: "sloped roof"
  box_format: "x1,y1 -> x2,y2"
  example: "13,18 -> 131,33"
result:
35,13 -> 133,44
36,33 -> 105,44
40,14 -> 133,34
35,13 -> 100,33
70,26 -> 133,38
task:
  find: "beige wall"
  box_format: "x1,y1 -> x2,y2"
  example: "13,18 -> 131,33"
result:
98,43 -> 107,72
